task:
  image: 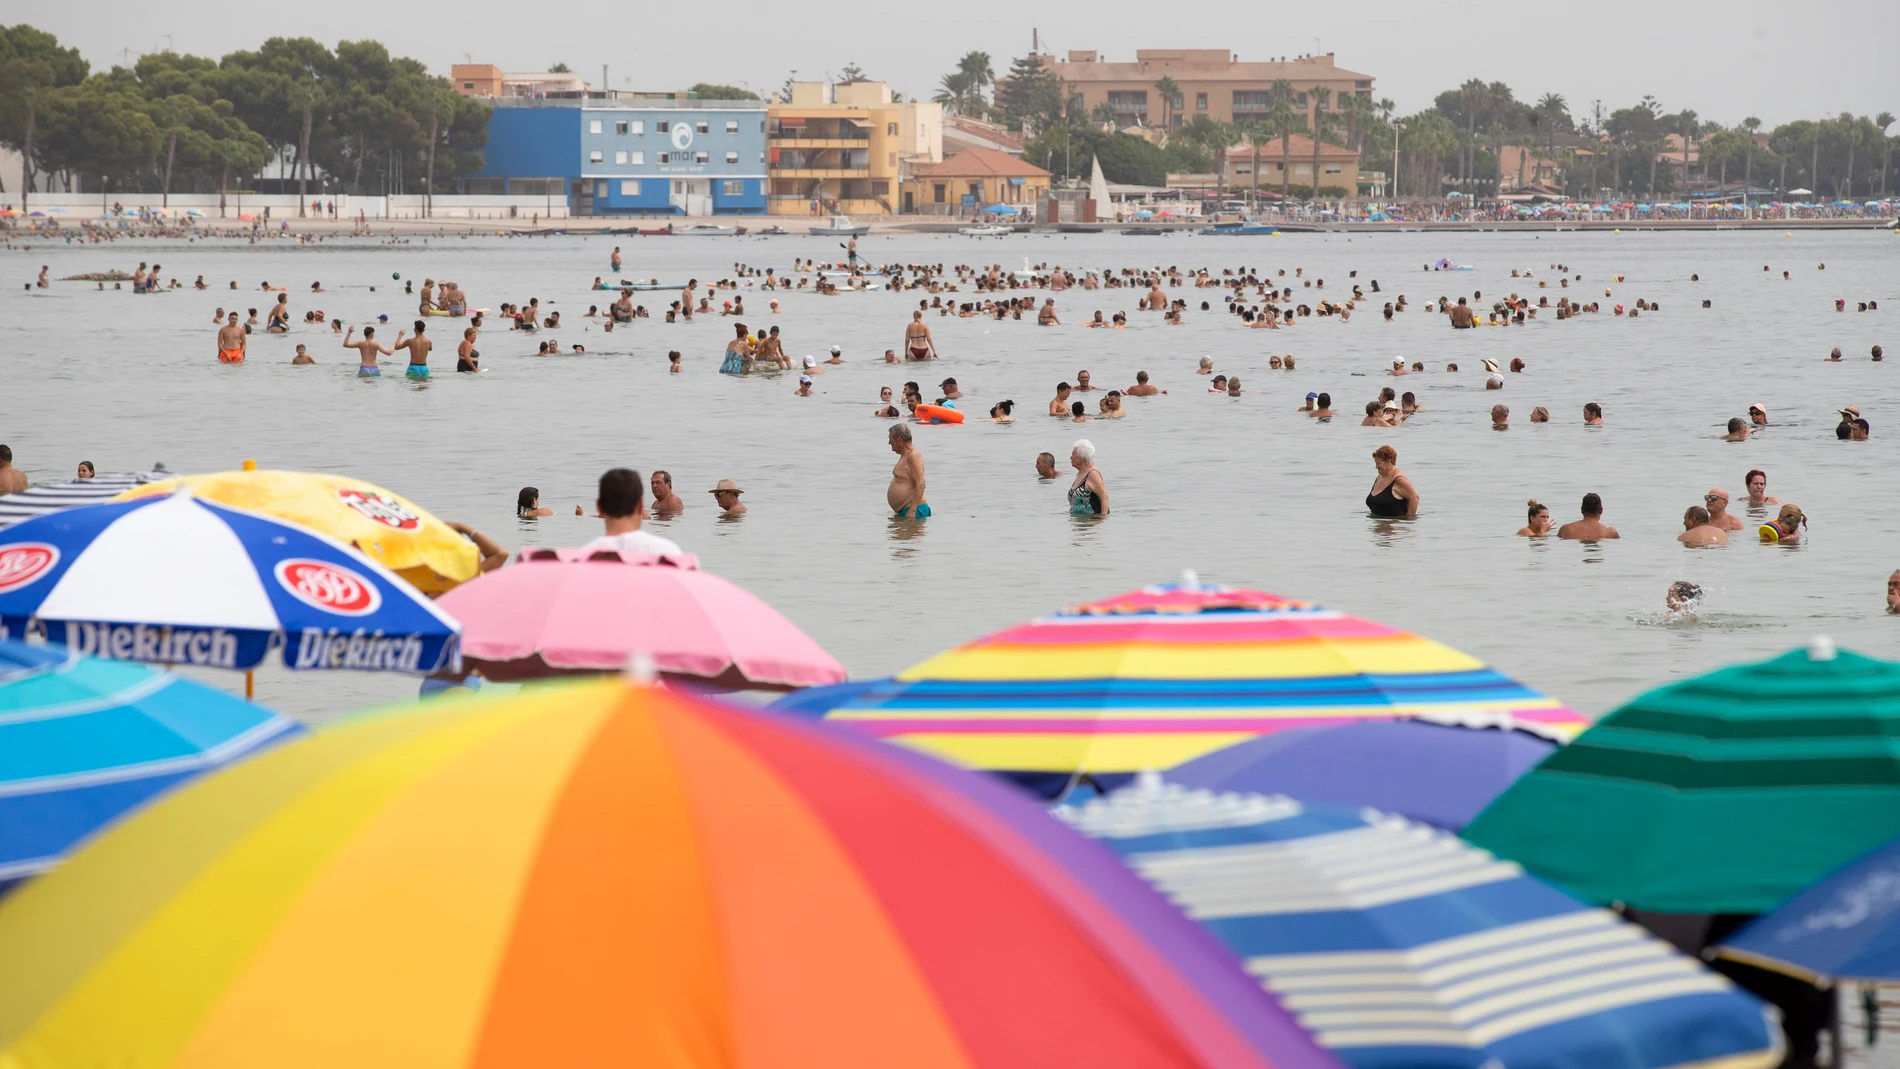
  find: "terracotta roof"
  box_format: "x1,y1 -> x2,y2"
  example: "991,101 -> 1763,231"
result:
943,116 -> 1025,155
1223,135 -> 1358,160
910,148 -> 1052,179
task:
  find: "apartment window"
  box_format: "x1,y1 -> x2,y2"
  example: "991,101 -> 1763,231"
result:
887,122 -> 898,136
656,121 -> 669,133
1355,80 -> 1371,89
933,183 -> 945,203
1233,91 -> 1270,112
725,151 -> 739,164
615,120 -> 629,134
888,152 -> 897,167
658,151 -> 669,164
871,179 -> 890,195
620,180 -> 641,196
725,120 -> 739,134
696,121 -> 709,134
630,120 -> 645,134
760,120 -> 766,132
1196,92 -> 1208,110
1107,90 -> 1147,113
696,151 -> 709,164
1295,92 -> 1308,108
596,181 -> 608,198
589,119 -> 603,134
759,151 -> 766,163
461,81 -> 473,90
1324,165 -> 1343,175
629,150 -> 644,165
721,180 -> 744,196
589,149 -> 603,163
613,151 -> 627,165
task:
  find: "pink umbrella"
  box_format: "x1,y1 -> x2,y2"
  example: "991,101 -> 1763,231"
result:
437,549 -> 845,690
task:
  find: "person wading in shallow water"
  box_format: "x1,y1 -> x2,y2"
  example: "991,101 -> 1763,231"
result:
1365,444 -> 1418,518
887,424 -> 929,519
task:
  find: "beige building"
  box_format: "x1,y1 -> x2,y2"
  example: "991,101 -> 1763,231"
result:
451,64 -> 590,99
1221,136 -> 1360,194
903,149 -> 1051,215
1042,50 -> 1374,133
767,81 -> 942,216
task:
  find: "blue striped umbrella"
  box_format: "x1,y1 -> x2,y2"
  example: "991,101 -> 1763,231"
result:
0,472 -> 165,530
0,640 -> 301,891
1060,781 -> 1782,1069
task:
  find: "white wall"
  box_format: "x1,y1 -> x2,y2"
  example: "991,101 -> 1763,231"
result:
0,192 -> 570,220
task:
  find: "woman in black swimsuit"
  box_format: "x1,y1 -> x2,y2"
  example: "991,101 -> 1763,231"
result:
1366,444 -> 1418,518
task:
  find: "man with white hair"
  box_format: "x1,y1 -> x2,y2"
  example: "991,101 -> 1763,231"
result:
887,424 -> 929,519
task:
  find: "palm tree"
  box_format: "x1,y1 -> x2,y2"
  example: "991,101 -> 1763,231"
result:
1153,75 -> 1180,132
1877,112 -> 1895,198
1676,109 -> 1698,190
1089,100 -> 1116,129
1241,118 -> 1266,200
956,51 -> 993,116
1839,113 -> 1860,200
1456,79 -> 1487,195
1267,100 -> 1301,200
287,82 -> 322,216
1308,87 -> 1333,199
1741,116 -> 1760,203
933,72 -> 972,115
1536,93 -> 1568,173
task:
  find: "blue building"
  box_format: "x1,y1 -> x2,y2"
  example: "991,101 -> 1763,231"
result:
468,96 -> 769,216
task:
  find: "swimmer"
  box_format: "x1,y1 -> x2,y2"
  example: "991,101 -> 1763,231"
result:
1518,500 -> 1552,536
1529,406 -> 1549,423
456,328 -> 480,373
709,479 -> 746,515
1037,298 -> 1060,326
1226,377 -> 1243,398
990,400 -> 1016,422
343,325 -> 391,376
1584,402 -> 1603,425
1071,400 -> 1090,421
1666,581 -> 1703,613
292,344 -> 314,365
1388,357 -> 1407,376
1744,469 -> 1781,509
1035,452 -> 1058,479
1704,489 -> 1744,532
1074,370 -> 1096,392
756,325 -> 789,369
1312,393 -> 1335,419
394,320 -> 432,379
669,351 -> 682,374
939,377 -> 962,400
1722,418 -> 1751,442
1099,391 -> 1125,418
215,312 -> 247,364
1761,503 -> 1806,545
1049,382 -> 1073,416
884,349 -> 899,364
1491,404 -> 1509,430
826,344 -> 843,364
1197,356 -> 1214,375
1366,445 -> 1417,518
517,487 -> 554,518
1126,371 -> 1161,396
1067,440 -> 1108,515
796,374 -> 814,396
1888,570 -> 1900,614
1297,392 -> 1317,414
887,424 -> 928,519
1556,493 -> 1619,540
903,310 -> 938,359
1678,505 -> 1729,545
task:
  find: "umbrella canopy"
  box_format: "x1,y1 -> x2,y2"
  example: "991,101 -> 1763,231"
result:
1063,781 -> 1782,1069
0,471 -> 166,530
185,208 -> 204,216
0,491 -> 460,674
0,676 -> 1340,1069
437,548 -> 845,690
1465,640 -> 1900,914
1166,715 -> 1559,831
0,639 -> 299,892
117,469 -> 480,595
821,575 -> 1583,788
1787,188 -> 1813,196
1716,836 -> 1900,983
982,203 -> 1019,214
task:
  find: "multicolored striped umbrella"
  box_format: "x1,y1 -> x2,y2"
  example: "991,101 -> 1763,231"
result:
0,676 -> 1340,1069
822,575 -> 1582,785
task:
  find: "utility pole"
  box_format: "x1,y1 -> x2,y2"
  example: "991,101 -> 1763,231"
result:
1391,121 -> 1404,200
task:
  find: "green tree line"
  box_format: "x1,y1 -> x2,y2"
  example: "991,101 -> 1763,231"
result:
0,24 -> 490,207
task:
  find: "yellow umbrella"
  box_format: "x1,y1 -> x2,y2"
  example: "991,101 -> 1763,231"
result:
115,465 -> 478,594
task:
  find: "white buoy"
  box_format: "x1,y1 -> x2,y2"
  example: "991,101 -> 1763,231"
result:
1808,635 -> 1838,661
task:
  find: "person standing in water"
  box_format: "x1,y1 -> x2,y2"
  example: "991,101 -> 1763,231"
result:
1067,440 -> 1108,516
216,312 -> 248,364
887,424 -> 929,518
610,246 -> 622,272
393,320 -> 432,379
1366,445 -> 1418,518
343,325 -> 392,377
1518,500 -> 1552,536
904,310 -> 937,360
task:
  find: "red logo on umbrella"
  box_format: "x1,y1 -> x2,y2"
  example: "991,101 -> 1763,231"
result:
0,544 -> 59,594
275,559 -> 383,616
336,488 -> 420,530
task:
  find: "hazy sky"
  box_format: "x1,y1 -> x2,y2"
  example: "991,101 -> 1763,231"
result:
33,0 -> 1898,128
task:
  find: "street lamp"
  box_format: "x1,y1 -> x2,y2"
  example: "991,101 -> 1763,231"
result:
1391,122 -> 1404,201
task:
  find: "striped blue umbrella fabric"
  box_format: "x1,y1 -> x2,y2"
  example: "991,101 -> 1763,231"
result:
1059,781 -> 1781,1069
0,490 -> 460,674
0,472 -> 165,530
0,639 -> 301,891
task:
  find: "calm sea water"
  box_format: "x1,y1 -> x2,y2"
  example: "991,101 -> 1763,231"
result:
3,228 -> 1895,722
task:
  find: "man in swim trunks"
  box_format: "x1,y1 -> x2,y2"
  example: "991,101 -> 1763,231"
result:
343,325 -> 392,376
1037,298 -> 1060,325
904,310 -> 937,359
1450,297 -> 1476,328
888,423 -> 929,518
393,320 -> 432,379
1556,493 -> 1619,540
216,312 -> 248,363
611,247 -> 622,272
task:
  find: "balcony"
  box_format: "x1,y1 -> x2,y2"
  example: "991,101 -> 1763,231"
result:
769,133 -> 870,147
770,166 -> 872,179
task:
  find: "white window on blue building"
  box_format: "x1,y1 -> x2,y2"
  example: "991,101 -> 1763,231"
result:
722,180 -> 743,197
621,180 -> 641,196
725,151 -> 738,164
696,151 -> 709,165
589,149 -> 603,163
589,119 -> 602,135
630,120 -> 644,134
696,121 -> 709,134
614,151 -> 628,165
725,121 -> 738,134
629,150 -> 645,165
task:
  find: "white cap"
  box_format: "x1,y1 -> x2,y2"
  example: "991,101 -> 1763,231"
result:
829,344 -> 841,353
1393,357 -> 1405,366
802,355 -> 817,367
1487,373 -> 1504,386
799,374 -> 813,384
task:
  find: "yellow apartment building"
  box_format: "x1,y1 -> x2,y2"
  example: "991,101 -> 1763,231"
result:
767,81 -> 942,216
902,149 -> 1052,215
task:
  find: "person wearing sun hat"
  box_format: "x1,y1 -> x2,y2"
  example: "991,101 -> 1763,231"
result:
709,479 -> 746,516
1748,403 -> 1768,427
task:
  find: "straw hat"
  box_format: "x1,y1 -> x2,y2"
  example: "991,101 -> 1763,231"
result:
709,479 -> 744,495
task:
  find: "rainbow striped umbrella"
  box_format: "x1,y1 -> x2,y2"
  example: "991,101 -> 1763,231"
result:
822,575 -> 1582,790
0,676 -> 1339,1069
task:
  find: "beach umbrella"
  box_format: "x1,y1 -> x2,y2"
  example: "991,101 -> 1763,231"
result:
0,490 -> 460,679
0,471 -> 166,530
814,574 -> 1584,797
0,639 -> 299,893
45,206 -> 64,213
1465,639 -> 1900,915
1165,714 -> 1559,831
982,203 -> 1019,215
0,676 -> 1341,1069
1788,188 -> 1813,196
117,468 -> 481,595
185,208 -> 204,217
27,212 -> 44,218
1716,836 -> 1900,983
1061,781 -> 1782,1069
436,547 -> 845,690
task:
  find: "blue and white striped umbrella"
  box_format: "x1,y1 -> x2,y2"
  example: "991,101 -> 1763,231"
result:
0,639 -> 302,891
1059,780 -> 1782,1069
0,471 -> 165,530
0,491 -> 460,674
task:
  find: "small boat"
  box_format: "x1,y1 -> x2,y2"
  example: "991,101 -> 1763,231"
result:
678,224 -> 739,236
1200,222 -> 1281,236
959,225 -> 1013,237
757,225 -> 789,235
810,214 -> 871,236
637,226 -> 673,236
1122,227 -> 1171,236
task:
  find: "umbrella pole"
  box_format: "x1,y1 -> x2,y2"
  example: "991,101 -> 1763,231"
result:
245,671 -> 254,701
